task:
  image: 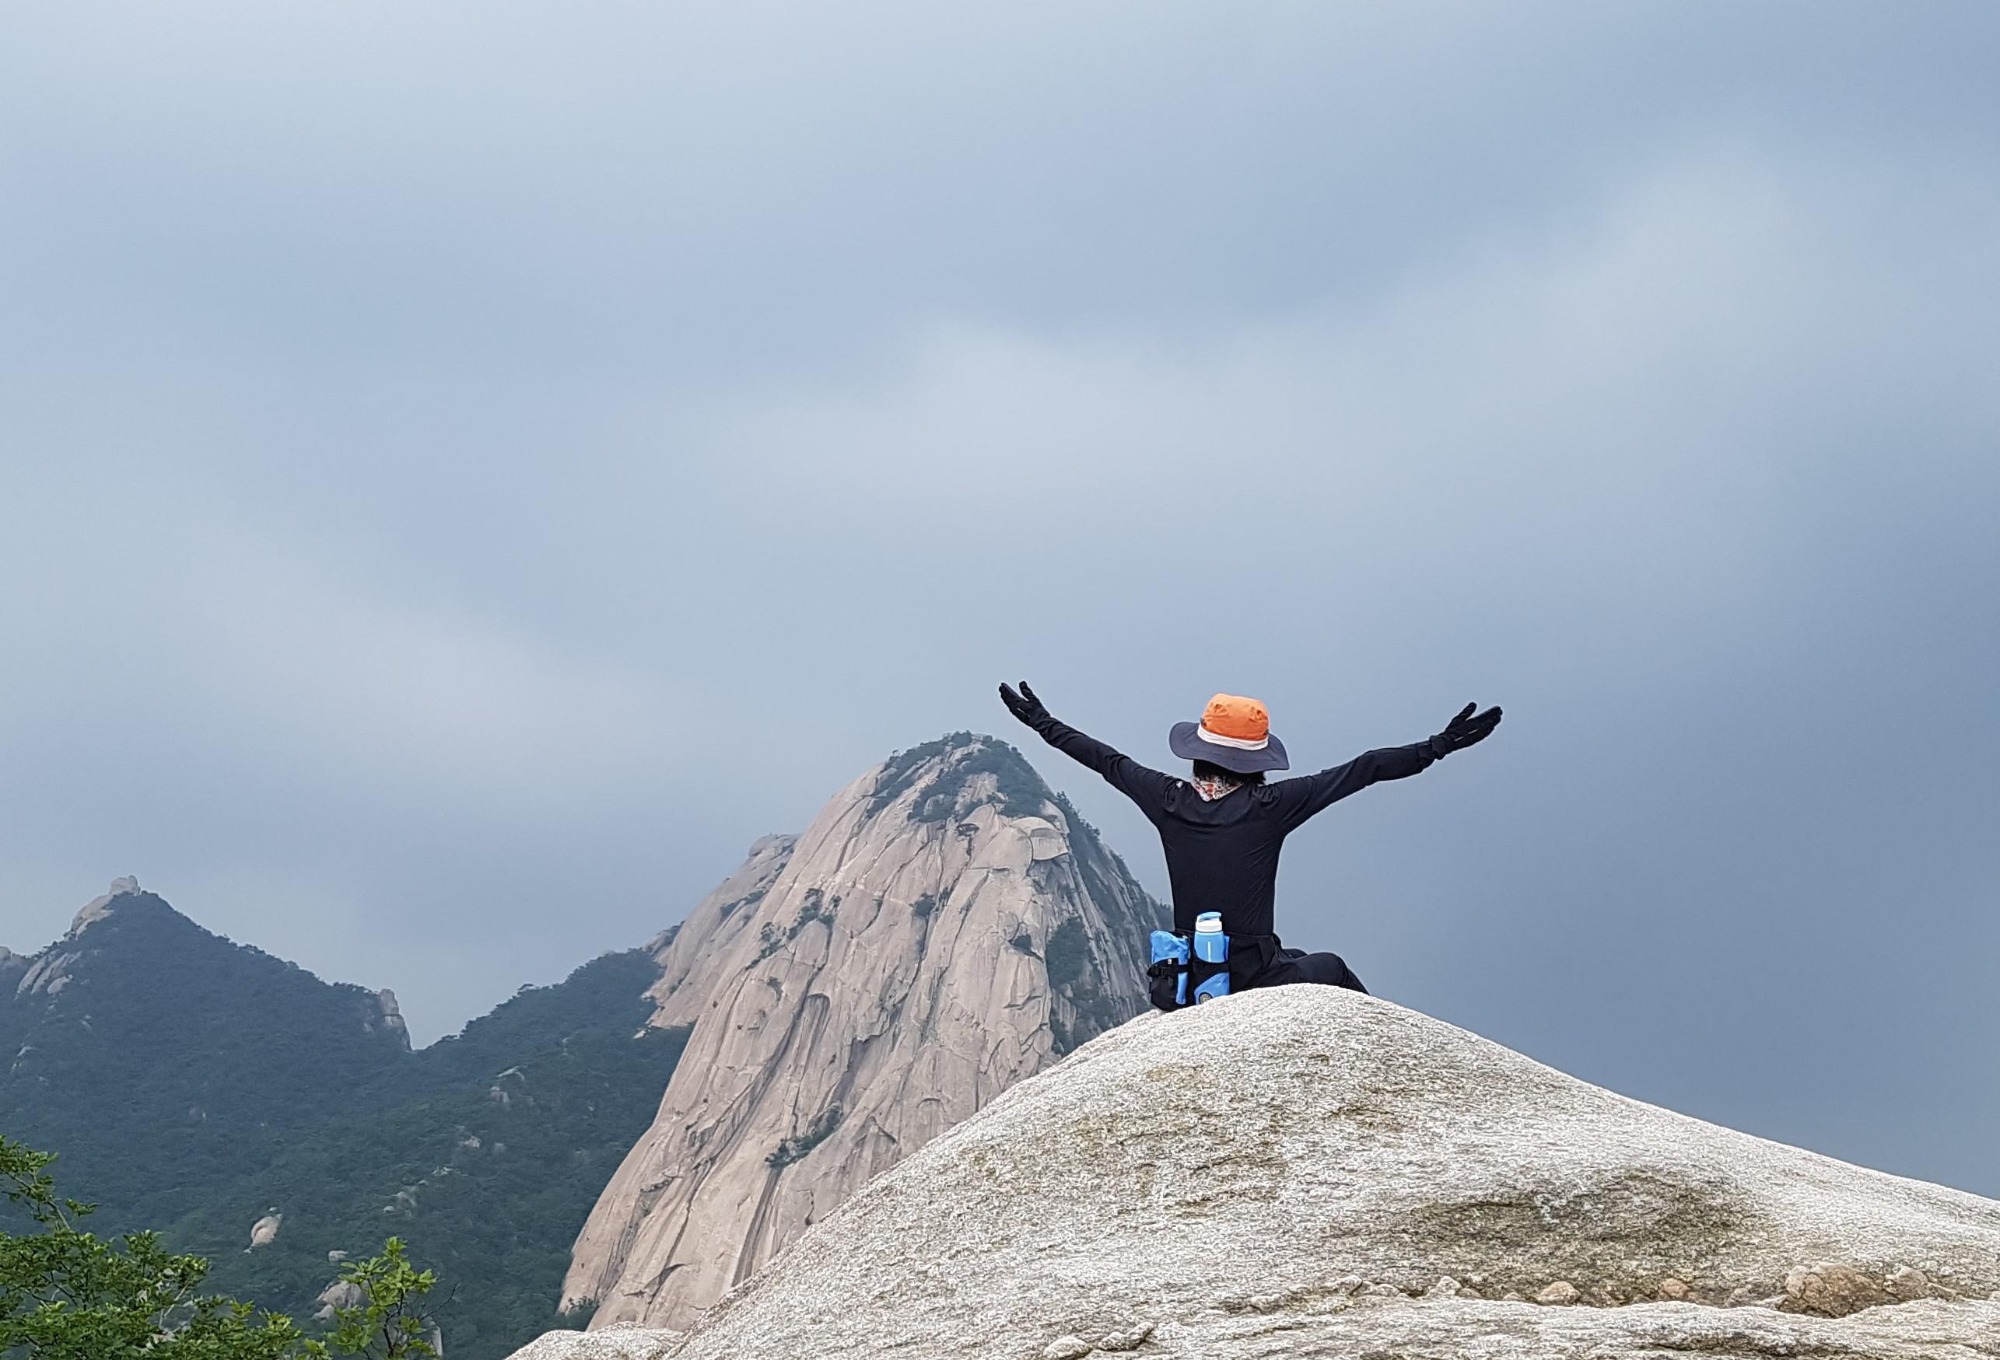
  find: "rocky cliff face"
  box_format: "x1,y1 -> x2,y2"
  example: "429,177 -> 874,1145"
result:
563,733 -> 1162,1331
639,987 -> 2000,1360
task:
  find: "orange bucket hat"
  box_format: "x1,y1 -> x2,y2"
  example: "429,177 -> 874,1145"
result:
1168,693 -> 1290,773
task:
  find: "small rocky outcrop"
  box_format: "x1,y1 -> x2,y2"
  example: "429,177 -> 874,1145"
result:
14,877 -> 140,997
247,1210 -> 281,1250
313,1279 -> 364,1321
562,734 -> 1161,1331
72,876 -> 137,934
368,988 -> 408,1039
639,986 -> 2000,1360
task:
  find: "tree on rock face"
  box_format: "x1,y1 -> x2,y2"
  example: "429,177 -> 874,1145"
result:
0,1134 -> 438,1360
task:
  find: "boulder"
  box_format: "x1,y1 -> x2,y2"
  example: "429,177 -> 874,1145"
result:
1884,1264 -> 1936,1302
657,987 -> 2000,1359
313,1279 -> 365,1321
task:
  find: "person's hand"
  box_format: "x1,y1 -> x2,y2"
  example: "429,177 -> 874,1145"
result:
1429,701 -> 1501,757
998,680 -> 1050,728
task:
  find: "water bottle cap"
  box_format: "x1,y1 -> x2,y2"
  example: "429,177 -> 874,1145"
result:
1195,912 -> 1223,933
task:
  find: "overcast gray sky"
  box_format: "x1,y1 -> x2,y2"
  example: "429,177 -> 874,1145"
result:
3,3 -> 1996,1195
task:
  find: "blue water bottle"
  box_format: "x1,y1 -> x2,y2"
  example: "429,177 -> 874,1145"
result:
1192,912 -> 1230,1003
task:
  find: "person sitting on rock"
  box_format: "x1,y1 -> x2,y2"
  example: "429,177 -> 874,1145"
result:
997,682 -> 1500,997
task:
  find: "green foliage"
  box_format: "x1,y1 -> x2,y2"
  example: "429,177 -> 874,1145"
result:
866,733 -> 967,816
910,741 -> 1050,823
1041,915 -> 1126,1057
1043,917 -> 1090,990
1048,791 -> 1093,837
766,1106 -> 842,1169
179,954 -> 689,1359
0,1139 -> 455,1360
753,890 -> 838,962
0,894 -> 692,1360
322,1240 -> 435,1360
0,894 -> 411,1240
952,741 -> 1051,820
0,1133 -> 312,1359
868,732 -> 1056,823
716,888 -> 764,921
552,1300 -> 595,1332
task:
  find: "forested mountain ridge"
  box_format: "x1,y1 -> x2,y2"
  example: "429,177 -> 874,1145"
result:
180,946 -> 689,1360
0,880 -> 412,1230
0,880 -> 689,1360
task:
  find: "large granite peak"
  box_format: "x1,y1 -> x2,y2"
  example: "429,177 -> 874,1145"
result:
563,734 -> 1163,1331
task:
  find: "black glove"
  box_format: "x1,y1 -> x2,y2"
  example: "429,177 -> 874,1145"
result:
998,680 -> 1050,728
1428,701 -> 1502,758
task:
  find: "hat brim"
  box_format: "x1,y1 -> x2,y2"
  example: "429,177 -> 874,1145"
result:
1169,721 -> 1290,773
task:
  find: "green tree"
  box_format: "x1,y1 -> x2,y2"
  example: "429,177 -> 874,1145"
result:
0,1134 -> 311,1359
322,1241 -> 437,1360
0,1135 -> 440,1360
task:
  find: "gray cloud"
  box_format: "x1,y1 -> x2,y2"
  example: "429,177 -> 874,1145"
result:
2,3 -> 1996,1193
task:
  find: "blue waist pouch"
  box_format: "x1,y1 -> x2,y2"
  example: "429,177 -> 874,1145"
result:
1148,930 -> 1190,1008
1146,929 -> 1231,1010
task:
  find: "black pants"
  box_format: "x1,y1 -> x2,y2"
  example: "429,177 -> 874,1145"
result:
1230,934 -> 1369,995
1259,948 -> 1368,994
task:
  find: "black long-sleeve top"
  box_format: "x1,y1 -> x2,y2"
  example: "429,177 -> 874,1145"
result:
1026,714 -> 1436,936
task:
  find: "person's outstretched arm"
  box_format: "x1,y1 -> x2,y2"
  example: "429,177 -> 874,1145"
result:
1278,702 -> 1502,829
998,681 -> 1175,814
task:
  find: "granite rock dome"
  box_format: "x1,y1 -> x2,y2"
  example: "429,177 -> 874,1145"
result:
563,733 -> 1162,1331
649,986 -> 2000,1360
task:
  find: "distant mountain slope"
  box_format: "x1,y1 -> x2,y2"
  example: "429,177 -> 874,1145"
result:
0,879 -> 411,1229
180,947 -> 690,1360
0,880 -> 695,1360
